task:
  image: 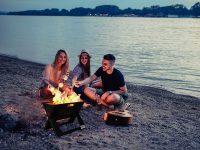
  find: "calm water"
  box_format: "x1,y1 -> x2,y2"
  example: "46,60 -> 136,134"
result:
0,16 -> 200,98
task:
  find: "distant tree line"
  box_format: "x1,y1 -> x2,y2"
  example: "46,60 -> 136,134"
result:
2,2 -> 200,17
0,11 -> 7,15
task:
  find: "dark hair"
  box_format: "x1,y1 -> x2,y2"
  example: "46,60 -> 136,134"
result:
79,53 -> 91,77
103,54 -> 116,62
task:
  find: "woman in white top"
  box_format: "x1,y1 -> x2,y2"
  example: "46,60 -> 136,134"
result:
39,49 -> 72,99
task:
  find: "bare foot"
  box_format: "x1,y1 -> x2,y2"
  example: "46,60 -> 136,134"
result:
107,105 -> 115,111
95,94 -> 101,104
83,103 -> 92,109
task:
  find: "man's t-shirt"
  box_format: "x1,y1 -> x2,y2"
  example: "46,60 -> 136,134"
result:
95,67 -> 125,92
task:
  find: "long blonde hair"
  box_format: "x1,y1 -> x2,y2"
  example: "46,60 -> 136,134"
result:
53,49 -> 70,75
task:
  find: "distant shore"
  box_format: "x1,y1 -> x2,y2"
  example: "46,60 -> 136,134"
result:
1,2 -> 200,18
0,54 -> 200,150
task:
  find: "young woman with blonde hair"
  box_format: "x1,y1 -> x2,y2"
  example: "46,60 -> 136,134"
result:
39,49 -> 72,99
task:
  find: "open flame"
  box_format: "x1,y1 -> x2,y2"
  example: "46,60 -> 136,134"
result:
48,84 -> 82,104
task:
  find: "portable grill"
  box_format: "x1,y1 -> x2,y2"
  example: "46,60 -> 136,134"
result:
42,101 -> 85,136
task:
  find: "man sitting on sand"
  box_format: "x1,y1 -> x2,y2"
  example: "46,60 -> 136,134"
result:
75,54 -> 128,109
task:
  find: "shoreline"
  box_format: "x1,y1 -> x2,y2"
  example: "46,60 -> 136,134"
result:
0,54 -> 200,149
1,14 -> 199,19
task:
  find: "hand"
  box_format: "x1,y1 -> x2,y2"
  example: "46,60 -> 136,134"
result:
67,86 -> 73,96
62,75 -> 68,81
58,82 -> 64,88
74,81 -> 83,87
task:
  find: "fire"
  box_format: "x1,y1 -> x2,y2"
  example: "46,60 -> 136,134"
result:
48,84 -> 82,104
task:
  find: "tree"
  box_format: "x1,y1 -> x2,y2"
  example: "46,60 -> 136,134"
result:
60,9 -> 69,16
121,7 -> 141,16
140,4 -> 189,17
0,11 -> 7,15
94,5 -> 121,16
190,2 -> 200,16
172,4 -> 189,16
5,2 -> 199,17
69,7 -> 92,16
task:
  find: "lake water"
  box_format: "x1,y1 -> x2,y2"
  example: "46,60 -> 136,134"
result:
0,15 -> 200,98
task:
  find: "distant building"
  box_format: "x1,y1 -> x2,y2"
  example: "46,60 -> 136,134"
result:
99,14 -> 109,16
168,15 -> 178,18
122,14 -> 137,17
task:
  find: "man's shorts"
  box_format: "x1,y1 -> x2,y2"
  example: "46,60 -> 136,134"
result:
95,89 -> 128,107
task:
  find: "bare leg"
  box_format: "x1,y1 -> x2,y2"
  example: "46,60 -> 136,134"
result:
105,94 -> 121,105
101,94 -> 121,110
84,87 -> 122,109
84,87 -> 98,102
84,87 -> 110,108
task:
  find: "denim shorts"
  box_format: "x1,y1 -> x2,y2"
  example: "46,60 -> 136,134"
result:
96,89 -> 128,107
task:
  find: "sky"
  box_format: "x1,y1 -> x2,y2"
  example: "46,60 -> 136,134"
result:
0,0 -> 199,12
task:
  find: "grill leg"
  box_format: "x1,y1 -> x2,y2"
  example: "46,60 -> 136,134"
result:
49,118 -> 63,136
67,116 -> 76,123
45,120 -> 51,129
46,115 -> 85,137
77,114 -> 85,129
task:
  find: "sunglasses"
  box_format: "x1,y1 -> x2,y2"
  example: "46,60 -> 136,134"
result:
102,63 -> 109,66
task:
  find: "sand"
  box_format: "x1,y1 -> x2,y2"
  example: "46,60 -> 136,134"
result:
0,54 -> 199,150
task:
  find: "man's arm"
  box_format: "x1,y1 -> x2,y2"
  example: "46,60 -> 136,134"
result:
111,85 -> 128,95
74,74 -> 98,87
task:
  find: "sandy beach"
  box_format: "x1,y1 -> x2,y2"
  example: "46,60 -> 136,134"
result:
0,54 -> 199,150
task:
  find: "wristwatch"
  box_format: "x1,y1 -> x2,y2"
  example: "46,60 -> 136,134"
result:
109,91 -> 112,95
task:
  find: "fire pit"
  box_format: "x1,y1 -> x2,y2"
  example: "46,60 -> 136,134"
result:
42,101 -> 85,136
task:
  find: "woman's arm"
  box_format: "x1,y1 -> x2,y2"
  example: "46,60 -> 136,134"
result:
71,65 -> 82,85
42,64 -> 52,85
72,75 -> 78,86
